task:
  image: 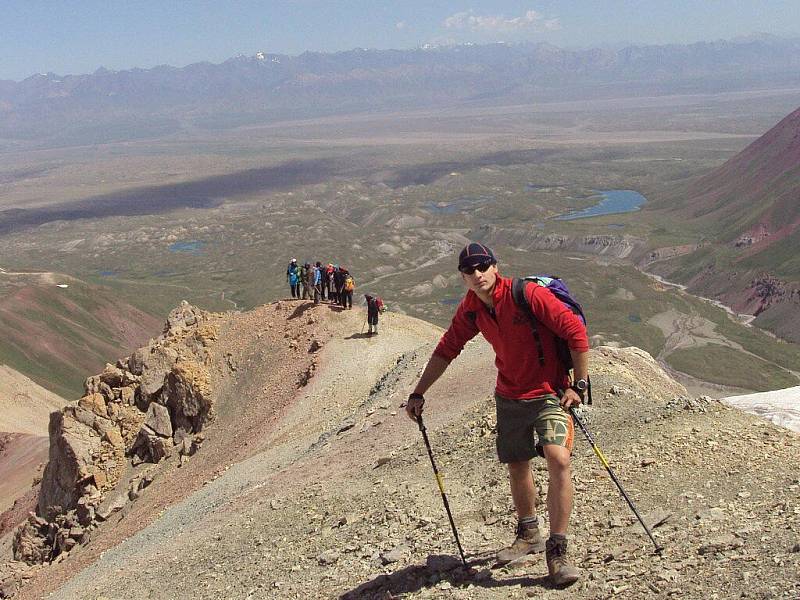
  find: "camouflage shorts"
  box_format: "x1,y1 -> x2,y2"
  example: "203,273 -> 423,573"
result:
495,393 -> 575,463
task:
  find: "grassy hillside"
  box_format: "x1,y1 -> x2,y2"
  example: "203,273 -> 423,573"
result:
0,275 -> 162,398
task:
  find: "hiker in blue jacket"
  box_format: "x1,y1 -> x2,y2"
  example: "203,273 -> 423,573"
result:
287,259 -> 300,299
312,261 -> 323,304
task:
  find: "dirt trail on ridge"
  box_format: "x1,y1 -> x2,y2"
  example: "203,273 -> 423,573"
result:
7,303 -> 799,600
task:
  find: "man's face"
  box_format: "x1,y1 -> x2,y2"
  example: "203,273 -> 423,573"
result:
460,261 -> 498,294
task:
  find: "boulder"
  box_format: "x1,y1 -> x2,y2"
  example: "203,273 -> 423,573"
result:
165,300 -> 199,332
103,428 -> 124,449
38,412 -> 103,517
144,403 -> 173,438
92,414 -> 114,436
131,427 -> 174,464
78,393 -> 107,417
12,516 -> 51,564
129,344 -> 179,400
317,550 -> 340,565
95,492 -> 126,521
119,386 -> 136,405
76,497 -> 95,526
70,405 -> 96,429
92,467 -> 108,489
380,544 -> 409,565
98,363 -> 136,388
163,360 -> 213,433
698,534 -> 744,555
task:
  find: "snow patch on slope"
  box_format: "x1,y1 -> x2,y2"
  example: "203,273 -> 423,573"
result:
723,386 -> 800,433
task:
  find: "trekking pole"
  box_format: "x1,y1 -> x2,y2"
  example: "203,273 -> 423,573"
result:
569,407 -> 663,553
417,415 -> 468,567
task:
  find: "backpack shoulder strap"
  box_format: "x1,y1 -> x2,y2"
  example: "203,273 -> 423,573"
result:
512,278 -> 546,366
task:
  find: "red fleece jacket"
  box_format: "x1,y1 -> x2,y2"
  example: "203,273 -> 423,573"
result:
433,275 -> 589,400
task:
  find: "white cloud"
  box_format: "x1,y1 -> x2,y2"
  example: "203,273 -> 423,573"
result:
443,9 -> 560,33
396,21 -> 407,30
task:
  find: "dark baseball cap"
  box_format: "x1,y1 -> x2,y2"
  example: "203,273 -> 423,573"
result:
458,242 -> 496,270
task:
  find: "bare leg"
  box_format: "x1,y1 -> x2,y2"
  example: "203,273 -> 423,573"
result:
543,445 -> 573,535
507,460 -> 536,519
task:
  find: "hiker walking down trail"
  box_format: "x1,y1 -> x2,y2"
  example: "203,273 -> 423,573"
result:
364,294 -> 385,335
405,242 -> 589,587
287,259 -> 300,299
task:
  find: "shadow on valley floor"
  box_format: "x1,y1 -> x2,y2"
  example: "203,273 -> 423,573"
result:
382,148 -> 561,188
339,553 -> 551,599
0,146 -> 596,235
0,157 -> 343,235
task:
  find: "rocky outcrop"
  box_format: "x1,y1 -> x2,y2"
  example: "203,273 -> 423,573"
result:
575,235 -> 639,258
638,243 -> 699,268
163,359 -> 213,435
749,274 -> 788,315
15,301 -> 221,565
36,410 -> 104,521
476,226 -> 646,260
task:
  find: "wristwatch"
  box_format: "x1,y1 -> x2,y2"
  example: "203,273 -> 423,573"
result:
570,378 -> 587,399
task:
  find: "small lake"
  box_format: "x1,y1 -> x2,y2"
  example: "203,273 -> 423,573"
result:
555,189 -> 646,221
169,240 -> 204,255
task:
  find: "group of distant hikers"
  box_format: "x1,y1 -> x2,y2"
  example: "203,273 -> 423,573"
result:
285,258 -> 384,334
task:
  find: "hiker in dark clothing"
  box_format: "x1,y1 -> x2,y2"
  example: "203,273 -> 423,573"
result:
341,269 -> 354,309
327,265 -> 337,304
405,242 -> 589,587
315,262 -> 325,301
300,263 -> 311,299
333,267 -> 345,306
287,258 -> 300,299
365,294 -> 384,335
322,263 -> 333,302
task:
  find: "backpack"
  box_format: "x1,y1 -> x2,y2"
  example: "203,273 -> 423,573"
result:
511,276 -> 592,404
344,276 -> 355,292
375,297 -> 385,312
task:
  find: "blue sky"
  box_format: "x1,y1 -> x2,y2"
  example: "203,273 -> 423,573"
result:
2,1 -> 799,81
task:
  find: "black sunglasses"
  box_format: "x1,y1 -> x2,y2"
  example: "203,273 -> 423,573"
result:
459,262 -> 493,275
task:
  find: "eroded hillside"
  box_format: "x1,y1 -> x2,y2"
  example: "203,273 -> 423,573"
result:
1,300 -> 798,599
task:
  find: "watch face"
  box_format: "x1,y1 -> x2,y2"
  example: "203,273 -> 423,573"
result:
575,379 -> 587,391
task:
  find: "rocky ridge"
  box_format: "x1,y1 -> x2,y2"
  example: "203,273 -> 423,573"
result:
9,301 -> 221,568
0,302 -> 798,599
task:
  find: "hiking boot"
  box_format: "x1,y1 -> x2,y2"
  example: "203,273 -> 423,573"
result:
545,536 -> 580,587
496,521 -> 545,564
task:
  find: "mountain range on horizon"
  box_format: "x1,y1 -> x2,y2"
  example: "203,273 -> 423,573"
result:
3,35 -> 800,145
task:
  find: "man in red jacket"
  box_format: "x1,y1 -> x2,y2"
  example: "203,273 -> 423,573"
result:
406,242 -> 588,586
